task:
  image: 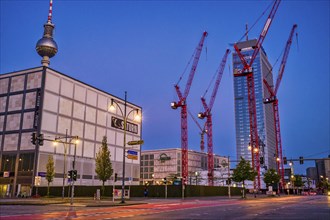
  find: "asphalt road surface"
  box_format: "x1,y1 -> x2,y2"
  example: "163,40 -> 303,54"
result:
0,195 -> 329,219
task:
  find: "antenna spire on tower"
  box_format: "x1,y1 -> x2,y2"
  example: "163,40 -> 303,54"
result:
36,0 -> 58,67
48,0 -> 53,23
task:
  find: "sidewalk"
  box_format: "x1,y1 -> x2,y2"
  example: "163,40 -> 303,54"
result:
0,197 -> 146,207
0,194 -> 282,207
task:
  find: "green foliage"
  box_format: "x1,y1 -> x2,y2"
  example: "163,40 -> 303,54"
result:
293,175 -> 303,188
232,157 -> 257,198
232,157 -> 257,183
263,168 -> 281,187
45,155 -> 55,196
95,136 -> 113,195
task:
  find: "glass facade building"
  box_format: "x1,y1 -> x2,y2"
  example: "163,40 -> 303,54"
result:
232,39 -> 276,171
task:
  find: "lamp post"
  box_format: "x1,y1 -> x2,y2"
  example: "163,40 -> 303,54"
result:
227,156 -> 231,198
109,91 -> 141,204
53,130 -> 79,201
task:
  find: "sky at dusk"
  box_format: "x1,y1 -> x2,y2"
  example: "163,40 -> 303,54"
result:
1,0 -> 329,174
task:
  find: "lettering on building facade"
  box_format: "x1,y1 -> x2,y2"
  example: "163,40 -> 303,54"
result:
159,153 -> 171,162
111,116 -> 138,134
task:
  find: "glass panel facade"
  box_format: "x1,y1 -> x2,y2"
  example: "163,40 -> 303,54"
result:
233,40 -> 276,170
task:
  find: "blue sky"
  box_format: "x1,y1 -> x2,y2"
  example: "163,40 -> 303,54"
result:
1,0 -> 329,174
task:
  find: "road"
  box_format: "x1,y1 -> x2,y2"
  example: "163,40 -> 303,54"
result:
0,196 -> 329,219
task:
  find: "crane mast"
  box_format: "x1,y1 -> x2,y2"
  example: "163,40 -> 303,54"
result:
263,24 -> 297,191
198,49 -> 230,186
171,31 -> 208,185
233,0 -> 281,190
188,110 -> 206,152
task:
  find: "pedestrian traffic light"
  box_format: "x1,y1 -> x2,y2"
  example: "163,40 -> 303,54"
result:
72,170 -> 77,181
38,133 -> 44,146
68,170 -> 73,181
164,177 -> 167,184
114,173 -> 118,182
260,157 -> 264,164
31,132 -> 37,145
283,157 -> 287,165
299,156 -> 304,164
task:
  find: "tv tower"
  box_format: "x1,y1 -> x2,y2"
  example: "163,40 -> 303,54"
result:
36,0 -> 58,67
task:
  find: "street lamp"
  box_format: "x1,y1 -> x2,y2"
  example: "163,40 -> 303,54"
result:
110,91 -> 141,203
52,129 -> 79,201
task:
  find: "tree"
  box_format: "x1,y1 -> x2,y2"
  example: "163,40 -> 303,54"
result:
263,168 -> 281,189
293,175 -> 303,188
95,136 -> 113,196
232,157 -> 257,198
45,155 -> 55,197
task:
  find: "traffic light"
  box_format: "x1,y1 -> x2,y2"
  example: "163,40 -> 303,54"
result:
164,177 -> 167,184
38,133 -> 44,146
31,132 -> 37,145
114,173 -> 118,182
68,170 -> 73,181
260,157 -> 264,165
72,170 -> 77,181
299,156 -> 304,164
226,178 -> 231,185
283,157 -> 287,165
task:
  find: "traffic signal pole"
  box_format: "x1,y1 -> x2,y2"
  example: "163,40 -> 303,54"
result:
70,142 -> 77,205
30,130 -> 79,201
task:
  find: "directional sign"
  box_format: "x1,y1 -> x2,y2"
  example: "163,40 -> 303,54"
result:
127,150 -> 138,155
127,140 -> 144,145
127,150 -> 138,160
38,172 -> 46,177
127,155 -> 138,160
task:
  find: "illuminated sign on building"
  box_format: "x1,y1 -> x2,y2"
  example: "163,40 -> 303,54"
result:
159,153 -> 171,162
111,116 -> 138,134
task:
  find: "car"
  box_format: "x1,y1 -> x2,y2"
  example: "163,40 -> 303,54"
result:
302,191 -> 317,196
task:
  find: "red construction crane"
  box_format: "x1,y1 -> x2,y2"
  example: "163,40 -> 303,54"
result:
233,0 -> 281,189
188,110 -> 206,152
198,49 -> 230,186
263,24 -> 298,191
171,31 -> 208,185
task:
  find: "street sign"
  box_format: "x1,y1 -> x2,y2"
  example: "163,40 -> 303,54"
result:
127,140 -> 144,145
127,155 -> 138,160
38,172 -> 46,177
127,150 -> 138,155
127,150 -> 138,160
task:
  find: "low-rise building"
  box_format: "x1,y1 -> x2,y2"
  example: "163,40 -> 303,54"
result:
140,148 -> 229,186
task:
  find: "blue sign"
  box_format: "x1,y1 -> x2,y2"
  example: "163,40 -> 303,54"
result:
127,150 -> 138,155
38,172 -> 46,177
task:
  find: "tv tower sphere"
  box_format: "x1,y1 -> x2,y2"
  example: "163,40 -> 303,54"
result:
36,22 -> 58,67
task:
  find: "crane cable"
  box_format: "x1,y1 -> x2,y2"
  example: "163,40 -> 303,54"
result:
202,62 -> 220,98
176,52 -> 195,86
237,0 -> 273,43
